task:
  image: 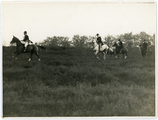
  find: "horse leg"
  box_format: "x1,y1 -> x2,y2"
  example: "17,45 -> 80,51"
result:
95,51 -> 100,60
124,52 -> 127,59
117,52 -> 120,58
110,53 -> 112,58
14,52 -> 20,60
102,50 -> 107,60
33,45 -> 40,61
115,53 -> 118,58
35,52 -> 40,61
142,49 -> 146,58
122,53 -> 126,59
12,51 -> 17,58
112,53 -> 114,58
122,53 -> 124,58
103,52 -> 106,60
112,51 -> 115,58
115,50 -> 118,58
28,52 -> 34,61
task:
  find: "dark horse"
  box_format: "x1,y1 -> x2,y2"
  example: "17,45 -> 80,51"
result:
10,36 -> 46,61
139,42 -> 148,58
113,42 -> 128,59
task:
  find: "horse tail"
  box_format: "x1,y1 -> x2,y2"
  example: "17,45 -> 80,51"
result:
37,45 -> 47,53
37,45 -> 46,50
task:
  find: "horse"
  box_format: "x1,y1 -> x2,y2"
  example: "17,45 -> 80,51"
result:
92,40 -> 109,60
10,36 -> 46,61
113,42 -> 128,59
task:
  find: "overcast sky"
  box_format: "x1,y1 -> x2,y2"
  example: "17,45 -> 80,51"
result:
2,1 -> 156,46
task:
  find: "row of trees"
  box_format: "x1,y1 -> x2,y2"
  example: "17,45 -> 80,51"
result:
39,32 -> 155,48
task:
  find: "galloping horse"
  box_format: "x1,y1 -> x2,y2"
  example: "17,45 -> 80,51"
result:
92,40 -> 109,60
10,36 -> 46,61
113,42 -> 128,59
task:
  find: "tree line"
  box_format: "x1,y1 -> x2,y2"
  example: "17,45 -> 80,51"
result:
38,31 -> 155,48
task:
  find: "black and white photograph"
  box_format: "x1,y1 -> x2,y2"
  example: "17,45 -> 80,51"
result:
1,0 -> 156,117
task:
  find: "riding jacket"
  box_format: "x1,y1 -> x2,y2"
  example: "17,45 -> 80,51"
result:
119,41 -> 123,48
23,35 -> 29,42
96,36 -> 103,45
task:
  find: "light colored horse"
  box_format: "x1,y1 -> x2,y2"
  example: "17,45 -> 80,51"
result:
92,40 -> 109,60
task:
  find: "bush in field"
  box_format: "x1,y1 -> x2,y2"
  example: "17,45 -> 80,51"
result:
38,31 -> 155,49
104,35 -> 116,46
72,35 -> 89,48
41,37 -> 58,46
41,36 -> 70,47
58,36 -> 71,48
123,32 -> 133,40
126,40 -> 134,48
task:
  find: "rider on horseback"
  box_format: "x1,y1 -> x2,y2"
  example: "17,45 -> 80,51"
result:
118,39 -> 123,53
96,33 -> 103,52
23,31 -> 32,52
142,40 -> 148,55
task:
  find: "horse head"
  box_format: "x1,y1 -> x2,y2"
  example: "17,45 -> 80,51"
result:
91,40 -> 98,50
10,36 -> 20,44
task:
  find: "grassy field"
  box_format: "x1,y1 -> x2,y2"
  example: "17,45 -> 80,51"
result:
3,46 -> 155,117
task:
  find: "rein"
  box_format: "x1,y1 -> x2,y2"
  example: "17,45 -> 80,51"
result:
15,39 -> 23,48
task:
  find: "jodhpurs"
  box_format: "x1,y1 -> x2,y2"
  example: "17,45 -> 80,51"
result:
24,40 -> 29,49
98,43 -> 102,51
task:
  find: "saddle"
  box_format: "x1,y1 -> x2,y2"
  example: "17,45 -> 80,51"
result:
21,40 -> 25,44
21,40 -> 33,45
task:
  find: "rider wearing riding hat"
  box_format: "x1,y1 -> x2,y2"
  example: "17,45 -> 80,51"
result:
23,31 -> 30,52
96,33 -> 103,51
118,39 -> 123,48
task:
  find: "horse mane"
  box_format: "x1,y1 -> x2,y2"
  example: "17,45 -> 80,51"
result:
13,36 -> 20,41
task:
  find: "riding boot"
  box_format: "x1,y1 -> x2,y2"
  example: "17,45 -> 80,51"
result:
98,44 -> 101,52
24,47 -> 26,52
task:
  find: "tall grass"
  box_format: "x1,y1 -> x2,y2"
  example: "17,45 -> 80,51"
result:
3,46 -> 155,116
